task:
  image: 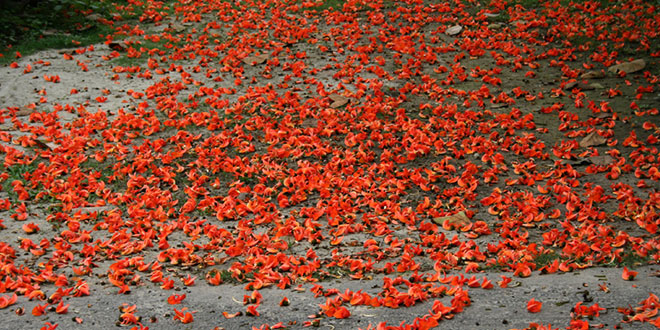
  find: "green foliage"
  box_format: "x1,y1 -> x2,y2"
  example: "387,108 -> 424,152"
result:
534,251 -> 560,267
1,162 -> 40,202
614,250 -> 653,268
304,0 -> 347,12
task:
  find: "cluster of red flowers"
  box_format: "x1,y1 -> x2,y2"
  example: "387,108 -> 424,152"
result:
0,0 -> 658,328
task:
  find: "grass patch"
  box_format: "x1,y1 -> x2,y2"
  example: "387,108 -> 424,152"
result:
206,268 -> 251,284
303,0 -> 347,12
313,265 -> 352,281
1,161 -> 40,202
108,53 -> 149,67
612,251 -> 653,268
534,251 -> 560,267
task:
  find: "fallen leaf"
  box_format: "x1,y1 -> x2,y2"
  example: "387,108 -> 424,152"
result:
562,158 -> 591,166
169,22 -> 186,33
588,155 -> 614,166
579,131 -> 606,148
33,138 -> 58,151
563,81 -> 594,90
71,205 -> 115,214
433,211 -> 472,229
590,112 -> 612,119
608,59 -> 645,74
580,70 -> 605,79
242,54 -> 269,65
328,94 -> 349,108
15,106 -> 33,117
446,25 -> 463,36
491,102 -> 509,109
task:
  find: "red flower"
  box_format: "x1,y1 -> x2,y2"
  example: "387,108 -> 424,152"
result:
622,267 -> 638,281
527,299 -> 543,313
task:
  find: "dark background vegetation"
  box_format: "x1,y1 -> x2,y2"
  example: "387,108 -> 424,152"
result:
0,0 -> 117,61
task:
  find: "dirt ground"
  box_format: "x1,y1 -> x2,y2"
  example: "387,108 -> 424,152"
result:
0,0 -> 658,329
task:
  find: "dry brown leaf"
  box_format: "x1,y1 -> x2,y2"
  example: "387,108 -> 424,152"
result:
590,112 -> 612,119
328,94 -> 349,108
562,158 -> 591,166
301,118 -> 318,128
577,82 -> 595,90
71,205 -> 115,214
433,211 -> 471,228
580,70 -> 605,79
579,131 -> 607,148
33,138 -> 57,151
169,22 -> 186,33
58,49 -> 75,56
446,25 -> 463,36
589,155 -> 615,166
242,54 -> 269,65
15,106 -> 33,117
608,59 -> 645,74
563,81 -> 578,90
565,81 -> 595,91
